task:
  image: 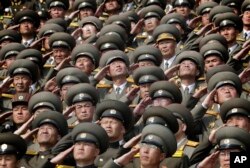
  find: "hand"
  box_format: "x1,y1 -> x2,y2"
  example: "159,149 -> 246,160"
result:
233,45 -> 250,61
133,97 -> 152,117
0,60 -> 5,67
129,63 -> 139,74
95,2 -> 105,17
7,24 -> 20,30
71,27 -> 82,40
242,39 -> 250,48
188,16 -> 202,30
94,65 -> 110,82
50,145 -> 74,164
193,86 -> 207,99
44,77 -> 57,92
239,67 -> 250,84
197,151 -> 219,168
201,88 -> 216,108
114,148 -> 140,166
63,105 -> 75,119
14,115 -> 34,135
123,134 -> 141,149
67,10 -> 80,21
29,37 -> 45,48
208,125 -> 226,144
54,57 -> 71,71
0,76 -> 13,94
166,8 -> 176,14
43,51 -> 53,61
205,26 -> 219,35
130,19 -> 144,35
196,23 -> 213,36
125,87 -> 140,102
0,111 -> 12,123
164,64 -> 180,79
21,128 -> 39,140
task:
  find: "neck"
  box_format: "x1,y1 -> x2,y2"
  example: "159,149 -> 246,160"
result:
141,165 -> 159,168
39,144 -> 53,152
175,134 -> 186,144
22,35 -> 34,41
181,78 -> 195,86
112,77 -> 127,86
228,41 -> 237,48
244,26 -> 250,31
76,160 -> 94,167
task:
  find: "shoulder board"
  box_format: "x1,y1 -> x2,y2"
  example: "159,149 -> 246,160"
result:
96,83 -> 112,88
3,15 -> 12,19
0,16 -> 3,20
93,68 -> 100,73
126,47 -> 135,52
236,37 -> 245,42
43,64 -> 55,68
127,77 -> 134,83
172,150 -> 184,158
26,150 -> 37,155
206,110 -> 218,116
186,140 -> 199,147
68,125 -> 74,129
56,165 -> 74,168
243,63 -> 248,68
134,152 -> 140,158
1,93 -> 13,99
136,35 -> 147,39
198,77 -> 205,81
69,22 -> 78,27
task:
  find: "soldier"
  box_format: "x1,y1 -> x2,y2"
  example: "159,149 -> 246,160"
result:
0,93 -> 31,133
172,0 -> 196,23
196,2 -> 218,28
0,133 -> 27,168
46,0 -> 69,19
104,124 -> 177,168
241,0 -> 250,41
98,0 -> 124,21
13,9 -> 40,48
131,45 -> 163,67
152,24 -> 181,71
196,126 -> 250,168
135,5 -> 165,45
28,91 -> 63,116
95,34 -> 125,53
97,50 -> 132,101
73,0 -> 97,20
71,44 -> 100,82
20,111 -> 68,168
149,81 -> 182,108
94,99 -> 134,167
0,43 -> 25,79
0,29 -> 21,48
65,83 -> 99,126
221,0 -> 242,15
199,42 -> 229,72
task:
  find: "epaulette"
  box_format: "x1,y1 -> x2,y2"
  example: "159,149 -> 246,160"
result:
206,110 -> 219,116
56,165 -> 74,168
242,87 -> 250,93
3,15 -> 12,19
69,22 -> 78,28
26,150 -> 37,156
134,152 -> 140,158
136,35 -> 147,39
186,140 -> 199,147
99,13 -> 109,21
127,77 -> 134,83
125,47 -> 135,52
236,37 -> 245,43
43,64 -> 55,68
96,83 -> 112,88
243,63 -> 248,68
198,77 -> 205,81
172,150 -> 184,158
1,93 -> 13,99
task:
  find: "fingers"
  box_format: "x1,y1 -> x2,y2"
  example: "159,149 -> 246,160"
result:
22,128 -> 39,140
123,133 -> 142,148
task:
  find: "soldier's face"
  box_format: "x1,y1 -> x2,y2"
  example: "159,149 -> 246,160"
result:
179,60 -> 199,78
73,141 -> 99,163
138,60 -> 155,67
37,123 -> 61,146
152,97 -> 173,108
219,149 -> 240,168
104,0 -> 120,12
74,101 -> 95,122
60,83 -> 75,101
139,83 -> 151,99
0,154 -> 18,168
139,143 -> 165,167
82,24 -> 97,39
219,26 -> 238,44
5,56 -> 16,69
79,8 -> 94,19
144,17 -> 160,33
214,85 -> 238,104
242,10 -> 250,26
201,12 -> 210,26
175,5 -> 191,18
52,47 -> 71,65
13,74 -> 32,93
75,56 -> 95,75
49,7 -> 66,19
12,105 -> 31,125
204,55 -> 224,72
19,21 -> 35,35
43,36 -> 50,50
226,115 -> 250,132
157,39 -> 176,58
108,60 -> 128,78
100,117 -> 125,142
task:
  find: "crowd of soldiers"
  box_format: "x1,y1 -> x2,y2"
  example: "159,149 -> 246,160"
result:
0,0 -> 250,167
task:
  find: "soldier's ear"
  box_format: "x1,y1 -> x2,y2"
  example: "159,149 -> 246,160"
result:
57,135 -> 61,141
160,153 -> 166,161
214,91 -> 218,102
196,70 -> 200,77
95,148 -> 100,157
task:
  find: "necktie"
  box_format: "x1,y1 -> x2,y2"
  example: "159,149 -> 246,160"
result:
165,61 -> 169,70
184,87 -> 189,97
116,87 -> 121,95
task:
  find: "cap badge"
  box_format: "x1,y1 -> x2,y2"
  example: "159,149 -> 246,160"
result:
148,135 -> 153,140
148,117 -> 155,123
110,109 -> 117,114
158,90 -> 163,95
223,139 -> 230,144
231,108 -> 238,113
79,93 -> 85,98
1,144 -> 8,152
80,133 -> 87,138
18,95 -> 24,100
